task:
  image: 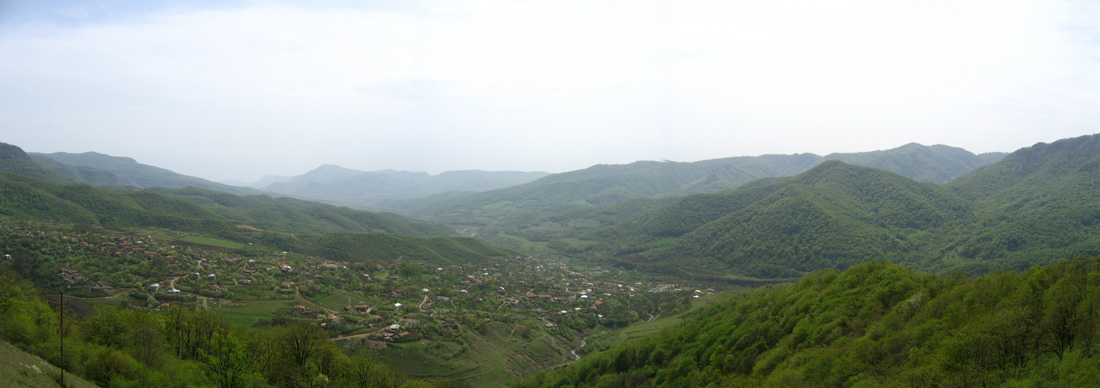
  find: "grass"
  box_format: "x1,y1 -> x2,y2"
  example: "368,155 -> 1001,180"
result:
177,235 -> 245,249
584,294 -> 721,354
492,234 -> 552,254
558,237 -> 598,250
364,321 -> 577,388
317,291 -> 367,311
0,340 -> 99,388
214,300 -> 297,327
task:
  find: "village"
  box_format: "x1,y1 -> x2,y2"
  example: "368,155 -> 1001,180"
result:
1,221 -> 709,354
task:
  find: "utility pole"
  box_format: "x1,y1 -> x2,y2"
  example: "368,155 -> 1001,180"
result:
47,289 -> 68,387
60,289 -> 65,388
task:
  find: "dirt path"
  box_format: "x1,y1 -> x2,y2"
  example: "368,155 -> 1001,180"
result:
571,338 -> 587,361
418,294 -> 430,311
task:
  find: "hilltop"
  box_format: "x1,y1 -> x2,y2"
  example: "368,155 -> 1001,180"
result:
31,151 -> 265,195
580,134 -> 1100,279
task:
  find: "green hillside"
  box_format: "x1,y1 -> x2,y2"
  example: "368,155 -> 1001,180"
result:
409,156 -> 824,223
0,171 -> 517,266
146,186 -> 455,238
0,339 -> 100,388
398,144 -> 1002,255
31,151 -> 263,195
515,257 -> 1100,388
825,143 -> 1006,184
943,134 -> 1100,272
655,162 -> 968,278
0,142 -> 74,183
408,143 -> 1000,222
574,134 -> 1100,280
283,233 -> 515,265
0,171 -> 234,234
584,178 -> 792,250
30,154 -> 124,186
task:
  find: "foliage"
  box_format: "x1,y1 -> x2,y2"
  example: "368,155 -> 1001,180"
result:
0,267 -> 422,387
30,150 -> 263,195
514,257 -> 1100,387
576,134 -> 1100,279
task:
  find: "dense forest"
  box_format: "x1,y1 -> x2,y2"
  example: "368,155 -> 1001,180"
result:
572,134 -> 1100,280
514,257 -> 1100,387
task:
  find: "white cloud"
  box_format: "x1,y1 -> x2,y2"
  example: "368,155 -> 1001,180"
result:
1,0 -> 1099,181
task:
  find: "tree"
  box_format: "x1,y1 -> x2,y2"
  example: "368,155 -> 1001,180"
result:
201,332 -> 255,388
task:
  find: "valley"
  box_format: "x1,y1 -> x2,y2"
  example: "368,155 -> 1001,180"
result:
2,134 -> 1100,387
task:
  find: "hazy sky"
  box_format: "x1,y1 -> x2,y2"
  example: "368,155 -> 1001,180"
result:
2,0 -> 1098,183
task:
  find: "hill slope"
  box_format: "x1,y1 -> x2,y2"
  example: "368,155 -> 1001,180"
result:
515,258 -> 1100,388
0,142 -> 74,183
588,134 -> 1100,279
31,151 -> 263,195
406,144 -> 1001,228
654,162 -> 969,278
825,143 -> 1006,184
943,133 -> 1100,272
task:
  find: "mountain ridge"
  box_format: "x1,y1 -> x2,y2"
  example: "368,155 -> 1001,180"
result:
30,151 -> 265,196
583,133 -> 1100,279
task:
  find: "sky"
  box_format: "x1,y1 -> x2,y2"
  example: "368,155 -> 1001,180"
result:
2,0 -> 1099,183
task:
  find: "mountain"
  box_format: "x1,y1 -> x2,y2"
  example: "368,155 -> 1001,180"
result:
247,174 -> 294,189
399,144 -> 1002,254
943,134 -> 1100,272
408,144 -> 1001,223
262,164 -> 550,205
585,134 -> 1100,279
407,155 -> 824,224
653,162 -> 969,278
0,142 -> 73,183
0,169 -> 526,267
824,142 -> 1007,184
30,151 -> 263,195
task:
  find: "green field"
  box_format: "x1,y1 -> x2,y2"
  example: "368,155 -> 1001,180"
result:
214,300 -> 297,327
583,294 -> 719,353
177,235 -> 246,249
317,291 -> 368,311
0,340 -> 99,388
369,320 -> 576,387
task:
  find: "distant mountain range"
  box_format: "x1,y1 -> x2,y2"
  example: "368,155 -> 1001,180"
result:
29,151 -> 265,195
7,134 -> 1100,279
257,164 -> 551,206
397,143 -> 1006,227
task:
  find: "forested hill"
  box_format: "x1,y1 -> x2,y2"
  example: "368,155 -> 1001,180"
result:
587,134 -> 1100,279
30,151 -> 264,195
942,134 -> 1100,271
514,257 -> 1100,388
824,142 -> 1006,184
0,169 -> 454,238
0,142 -> 74,183
653,162 -> 969,278
402,143 -> 1001,224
